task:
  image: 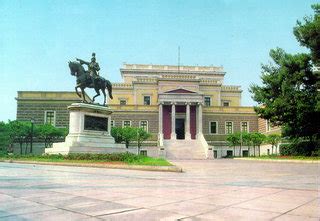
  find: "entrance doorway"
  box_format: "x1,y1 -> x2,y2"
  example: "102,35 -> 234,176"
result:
175,119 -> 185,139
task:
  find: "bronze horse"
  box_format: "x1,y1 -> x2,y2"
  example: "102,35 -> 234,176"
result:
68,61 -> 113,105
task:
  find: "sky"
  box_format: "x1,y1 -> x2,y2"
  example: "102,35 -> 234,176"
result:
0,0 -> 316,122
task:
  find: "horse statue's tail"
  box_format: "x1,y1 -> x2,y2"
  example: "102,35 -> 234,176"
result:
105,80 -> 113,99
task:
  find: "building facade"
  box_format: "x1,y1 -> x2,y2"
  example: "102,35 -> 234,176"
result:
108,64 -> 259,157
16,64 -> 265,158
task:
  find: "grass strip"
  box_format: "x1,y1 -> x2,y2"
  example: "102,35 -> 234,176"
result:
0,152 -> 172,166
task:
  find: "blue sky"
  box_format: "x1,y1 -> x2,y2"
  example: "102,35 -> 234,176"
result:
0,0 -> 315,121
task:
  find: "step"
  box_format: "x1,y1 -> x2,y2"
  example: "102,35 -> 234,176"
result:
163,139 -> 206,160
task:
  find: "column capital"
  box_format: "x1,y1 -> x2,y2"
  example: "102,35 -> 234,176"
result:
158,101 -> 164,105
171,102 -> 176,105
185,102 -> 191,106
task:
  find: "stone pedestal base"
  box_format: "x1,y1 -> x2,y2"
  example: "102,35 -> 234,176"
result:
46,103 -> 125,155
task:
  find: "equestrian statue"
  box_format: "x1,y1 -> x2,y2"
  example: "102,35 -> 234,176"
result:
68,53 -> 113,106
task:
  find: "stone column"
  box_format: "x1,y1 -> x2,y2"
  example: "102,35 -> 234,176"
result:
197,102 -> 203,138
158,103 -> 163,142
185,103 -> 191,140
171,103 -> 176,139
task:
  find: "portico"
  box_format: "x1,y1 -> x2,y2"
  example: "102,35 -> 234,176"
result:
158,89 -> 203,141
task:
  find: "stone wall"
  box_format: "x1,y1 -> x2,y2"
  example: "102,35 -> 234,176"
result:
17,101 -> 71,127
111,111 -> 159,140
203,113 -> 259,142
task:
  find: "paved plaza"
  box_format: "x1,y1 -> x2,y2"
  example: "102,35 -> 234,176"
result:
0,160 -> 319,220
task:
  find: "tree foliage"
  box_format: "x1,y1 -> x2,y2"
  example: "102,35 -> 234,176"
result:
37,124 -> 66,148
250,4 -> 320,142
111,127 -> 151,152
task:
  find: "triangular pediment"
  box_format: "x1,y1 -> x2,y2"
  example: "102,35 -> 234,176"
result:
164,88 -> 196,94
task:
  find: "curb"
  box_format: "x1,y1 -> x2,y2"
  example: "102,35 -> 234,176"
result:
0,160 -> 183,173
234,158 -> 320,164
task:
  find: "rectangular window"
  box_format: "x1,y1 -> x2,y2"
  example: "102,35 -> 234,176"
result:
225,121 -> 233,134
204,97 -> 211,106
111,120 -> 115,127
123,120 -> 131,127
45,111 -> 55,126
209,121 -> 218,134
226,150 -> 233,157
241,122 -> 249,132
266,120 -> 271,132
139,120 -> 148,132
120,100 -> 127,105
223,101 -> 230,107
140,150 -> 147,156
144,96 -> 151,105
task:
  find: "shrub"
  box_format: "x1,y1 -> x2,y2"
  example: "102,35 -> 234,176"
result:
279,141 -> 319,156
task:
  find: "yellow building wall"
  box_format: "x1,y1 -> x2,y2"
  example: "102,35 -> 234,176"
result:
135,88 -> 158,105
108,89 -> 134,105
221,95 -> 241,106
200,85 -> 220,106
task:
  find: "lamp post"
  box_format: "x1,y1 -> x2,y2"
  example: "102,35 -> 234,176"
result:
30,119 -> 34,154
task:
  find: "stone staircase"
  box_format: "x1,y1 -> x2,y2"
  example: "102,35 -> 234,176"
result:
163,139 -> 207,160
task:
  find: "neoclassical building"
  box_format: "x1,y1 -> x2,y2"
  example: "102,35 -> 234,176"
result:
108,64 -> 258,158
16,63 -> 261,158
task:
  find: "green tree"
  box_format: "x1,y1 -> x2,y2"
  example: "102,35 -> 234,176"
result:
111,127 -> 124,143
0,122 -> 10,154
7,121 -> 31,155
121,127 -> 137,149
226,133 -> 240,157
251,132 -> 266,157
250,5 -> 319,144
267,134 -> 281,155
242,132 -> 252,156
37,124 -> 65,148
135,127 -> 151,155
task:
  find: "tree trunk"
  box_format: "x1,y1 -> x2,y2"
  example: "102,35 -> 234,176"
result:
271,145 -> 274,155
20,142 -> 23,155
233,146 -> 235,157
253,145 -> 256,157
239,144 -> 242,157
25,143 -> 28,155
258,145 -> 260,157
248,146 -> 250,157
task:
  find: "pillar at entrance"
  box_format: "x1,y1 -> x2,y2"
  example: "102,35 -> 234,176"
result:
158,103 -> 164,144
171,103 -> 176,139
196,103 -> 203,138
185,103 -> 191,140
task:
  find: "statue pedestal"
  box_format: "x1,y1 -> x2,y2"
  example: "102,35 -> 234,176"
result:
46,103 -> 126,155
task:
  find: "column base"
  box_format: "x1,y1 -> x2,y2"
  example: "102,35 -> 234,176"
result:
196,133 -> 203,139
170,133 -> 176,140
185,132 -> 191,140
158,133 -> 164,146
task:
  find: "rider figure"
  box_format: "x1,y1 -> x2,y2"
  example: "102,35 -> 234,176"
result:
76,53 -> 100,86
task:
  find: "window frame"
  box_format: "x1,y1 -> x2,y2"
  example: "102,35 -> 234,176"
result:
122,120 -> 131,127
225,121 -> 233,134
143,96 -> 151,105
222,101 -> 230,107
241,121 -> 249,132
204,96 -> 211,107
44,110 -> 56,126
119,99 -> 127,106
209,121 -> 218,134
139,120 -> 148,132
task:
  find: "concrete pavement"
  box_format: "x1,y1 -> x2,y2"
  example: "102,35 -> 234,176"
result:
0,159 -> 319,220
